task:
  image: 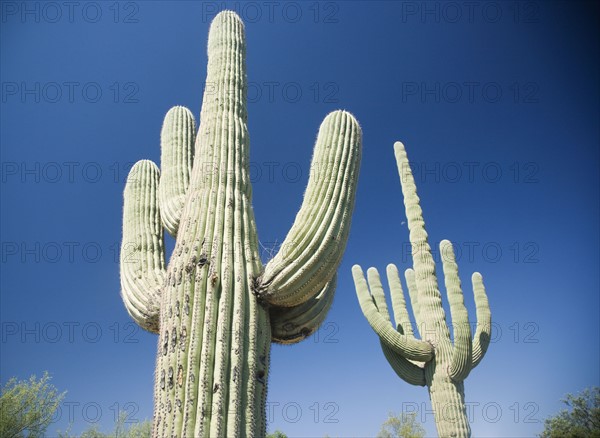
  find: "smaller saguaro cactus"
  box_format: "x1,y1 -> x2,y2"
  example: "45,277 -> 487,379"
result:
352,141 -> 492,438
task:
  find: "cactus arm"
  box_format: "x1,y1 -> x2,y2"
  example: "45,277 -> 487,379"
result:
158,106 -> 196,237
370,266 -> 427,385
404,268 -> 423,337
368,268 -> 391,321
270,275 -> 336,344
471,272 -> 491,369
380,342 -> 426,386
440,240 -> 473,381
394,141 -> 450,347
258,111 -> 362,307
352,265 -> 433,362
120,160 -> 165,334
386,264 -> 414,336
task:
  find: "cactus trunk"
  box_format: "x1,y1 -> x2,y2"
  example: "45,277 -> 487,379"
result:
152,14 -> 270,437
119,11 -> 361,437
425,349 -> 470,437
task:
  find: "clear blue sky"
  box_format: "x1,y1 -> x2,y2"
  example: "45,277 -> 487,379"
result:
1,1 -> 598,437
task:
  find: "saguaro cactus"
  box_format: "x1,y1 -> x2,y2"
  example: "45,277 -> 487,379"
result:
120,11 -> 361,438
352,141 -> 491,438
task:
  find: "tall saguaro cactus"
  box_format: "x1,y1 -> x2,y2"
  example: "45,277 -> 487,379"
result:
352,142 -> 491,438
120,11 -> 361,437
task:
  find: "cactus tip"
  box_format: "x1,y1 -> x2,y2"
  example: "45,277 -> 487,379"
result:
393,141 -> 405,153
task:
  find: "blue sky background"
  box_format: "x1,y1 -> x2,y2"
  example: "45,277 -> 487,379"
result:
1,1 -> 598,437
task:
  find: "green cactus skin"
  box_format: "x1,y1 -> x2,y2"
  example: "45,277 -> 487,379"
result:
119,11 -> 361,438
352,141 -> 491,438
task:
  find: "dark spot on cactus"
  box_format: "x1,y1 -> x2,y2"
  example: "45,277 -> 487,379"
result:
180,327 -> 187,345
198,254 -> 208,266
213,383 -> 219,393
185,294 -> 190,303
233,366 -> 239,382
300,327 -> 311,338
168,367 -> 174,389
177,365 -> 184,387
168,307 -> 173,318
190,373 -> 195,383
175,301 -> 180,317
259,355 -> 266,366
211,273 -> 218,286
176,398 -> 182,411
163,331 -> 168,355
160,370 -> 165,390
185,263 -> 193,273
171,329 -> 177,352
185,303 -> 190,316
250,276 -> 263,301
167,401 -> 172,413
227,198 -> 233,208
256,370 -> 265,384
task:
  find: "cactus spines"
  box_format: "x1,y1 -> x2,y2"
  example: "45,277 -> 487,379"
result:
119,11 -> 361,437
352,141 -> 491,438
